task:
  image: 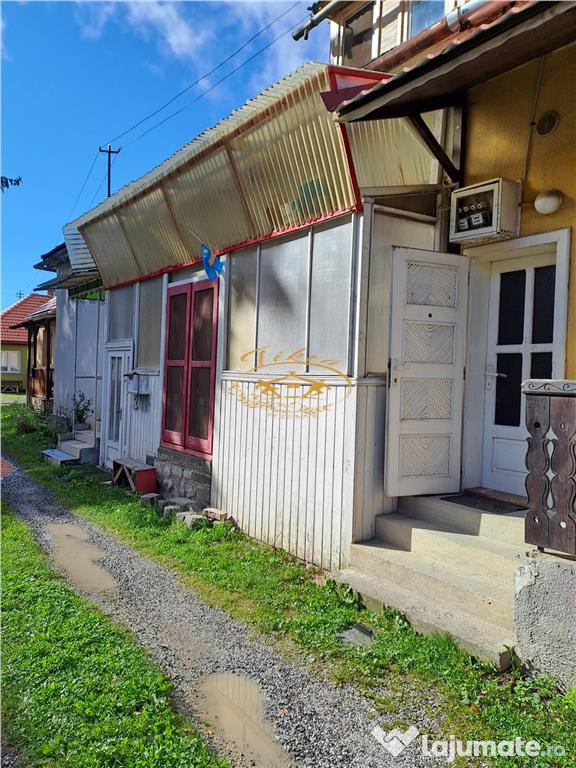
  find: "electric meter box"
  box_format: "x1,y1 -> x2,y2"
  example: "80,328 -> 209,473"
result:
449,178 -> 521,245
127,373 -> 150,397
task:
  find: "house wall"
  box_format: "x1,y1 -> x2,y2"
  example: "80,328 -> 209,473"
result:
1,342 -> 28,389
100,277 -> 166,468
465,42 -> 576,375
54,290 -> 104,429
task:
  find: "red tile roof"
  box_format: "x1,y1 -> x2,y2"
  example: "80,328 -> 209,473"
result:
1,294 -> 51,344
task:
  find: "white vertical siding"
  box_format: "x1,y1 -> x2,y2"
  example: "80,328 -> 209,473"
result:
213,376 -> 357,571
127,372 -> 163,463
352,380 -> 391,543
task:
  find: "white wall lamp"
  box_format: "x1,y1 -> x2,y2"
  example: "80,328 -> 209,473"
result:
534,189 -> 564,215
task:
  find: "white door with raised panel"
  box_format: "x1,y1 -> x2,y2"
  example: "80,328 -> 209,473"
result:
385,247 -> 469,497
482,253 -> 558,496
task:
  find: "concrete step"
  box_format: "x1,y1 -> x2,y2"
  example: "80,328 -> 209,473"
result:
398,495 -> 525,546
350,540 -> 513,626
74,429 -> 99,447
42,448 -> 78,467
57,439 -> 99,464
374,513 -> 525,581
335,566 -> 515,669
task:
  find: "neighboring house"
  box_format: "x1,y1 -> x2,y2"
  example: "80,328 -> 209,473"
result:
34,239 -> 104,465
66,0 -> 575,666
1,294 -> 51,393
11,297 -> 57,408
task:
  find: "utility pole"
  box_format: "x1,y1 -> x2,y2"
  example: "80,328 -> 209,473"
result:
99,144 -> 121,198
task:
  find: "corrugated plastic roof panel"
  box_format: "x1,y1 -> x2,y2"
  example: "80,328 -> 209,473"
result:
71,63 -> 358,286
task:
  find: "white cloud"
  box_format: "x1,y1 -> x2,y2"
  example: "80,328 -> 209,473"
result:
124,1 -> 214,62
222,1 -> 328,91
74,2 -> 117,40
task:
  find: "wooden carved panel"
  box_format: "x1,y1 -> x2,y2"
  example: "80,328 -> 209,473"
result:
525,392 -> 576,555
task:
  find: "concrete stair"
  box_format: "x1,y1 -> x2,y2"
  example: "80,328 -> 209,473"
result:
42,429 -> 100,467
335,496 -> 529,668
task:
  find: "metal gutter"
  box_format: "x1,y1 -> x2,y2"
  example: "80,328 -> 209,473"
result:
337,1 -> 558,119
293,1 -> 350,41
366,0 -> 514,72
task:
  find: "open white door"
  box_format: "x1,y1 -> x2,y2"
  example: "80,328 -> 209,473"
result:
385,247 -> 469,497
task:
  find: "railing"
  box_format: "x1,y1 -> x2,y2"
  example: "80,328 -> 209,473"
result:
524,379 -> 576,556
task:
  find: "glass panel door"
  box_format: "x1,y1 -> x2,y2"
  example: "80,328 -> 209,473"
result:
482,253 -> 556,495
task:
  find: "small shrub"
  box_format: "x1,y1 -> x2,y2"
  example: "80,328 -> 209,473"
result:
72,391 -> 92,425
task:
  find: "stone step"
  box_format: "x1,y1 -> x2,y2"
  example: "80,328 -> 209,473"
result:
335,566 -> 515,669
398,495 -> 525,546
349,541 -> 513,628
74,429 -> 99,447
374,513 -> 525,581
41,448 -> 78,467
57,439 -> 99,464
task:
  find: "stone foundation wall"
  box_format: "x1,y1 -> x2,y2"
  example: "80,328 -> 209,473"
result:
515,553 -> 576,690
154,447 -> 212,511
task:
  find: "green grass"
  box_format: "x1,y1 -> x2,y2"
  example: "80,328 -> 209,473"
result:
1,504 -> 226,768
1,392 -> 25,402
2,404 -> 575,767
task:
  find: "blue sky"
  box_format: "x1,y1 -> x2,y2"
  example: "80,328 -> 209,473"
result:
1,1 -> 327,309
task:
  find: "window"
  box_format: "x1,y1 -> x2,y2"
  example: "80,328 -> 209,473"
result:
162,280 -> 218,455
410,0 -> 445,37
108,285 -> 134,341
341,2 -> 375,67
137,277 -> 163,368
227,218 -> 353,373
1,350 -> 21,373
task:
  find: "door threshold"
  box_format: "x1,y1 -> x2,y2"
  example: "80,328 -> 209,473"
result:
466,487 -> 528,508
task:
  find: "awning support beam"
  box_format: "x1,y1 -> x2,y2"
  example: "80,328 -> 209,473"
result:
407,114 -> 461,184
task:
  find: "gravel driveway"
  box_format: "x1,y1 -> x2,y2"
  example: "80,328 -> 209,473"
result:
2,461 -> 438,768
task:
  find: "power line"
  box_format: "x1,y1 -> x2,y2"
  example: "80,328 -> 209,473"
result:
126,11 -> 309,147
65,151 -> 99,222
65,5 -> 308,219
87,153 -> 121,208
106,1 -> 302,145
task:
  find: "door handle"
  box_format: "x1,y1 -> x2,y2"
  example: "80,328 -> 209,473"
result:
485,370 -> 507,378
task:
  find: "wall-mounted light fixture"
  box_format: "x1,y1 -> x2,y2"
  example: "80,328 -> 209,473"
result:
534,189 -> 564,215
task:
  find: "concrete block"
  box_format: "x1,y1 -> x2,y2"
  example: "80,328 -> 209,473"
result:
204,507 -> 228,522
141,493 -> 162,506
175,512 -> 206,527
515,554 -> 576,690
166,497 -> 194,511
163,505 -> 180,518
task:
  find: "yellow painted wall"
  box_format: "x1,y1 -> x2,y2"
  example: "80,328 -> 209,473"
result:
1,342 -> 28,388
465,42 -> 576,376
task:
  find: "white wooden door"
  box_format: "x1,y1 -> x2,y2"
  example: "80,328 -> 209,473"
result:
104,347 -> 132,467
482,253 -> 558,495
385,247 -> 469,497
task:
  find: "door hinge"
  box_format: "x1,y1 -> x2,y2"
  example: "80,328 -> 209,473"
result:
463,366 -> 466,380
387,358 -> 391,388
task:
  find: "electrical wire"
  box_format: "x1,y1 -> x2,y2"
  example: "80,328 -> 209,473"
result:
65,151 -> 100,222
105,1 -> 302,145
87,153 -> 120,208
125,11 -> 309,147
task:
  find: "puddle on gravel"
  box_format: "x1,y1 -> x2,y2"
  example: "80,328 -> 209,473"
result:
46,523 -> 118,594
196,672 -> 293,768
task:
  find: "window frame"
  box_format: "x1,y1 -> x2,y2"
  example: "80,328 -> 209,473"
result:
1,350 -> 21,373
226,217 -> 355,375
161,279 -> 219,457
